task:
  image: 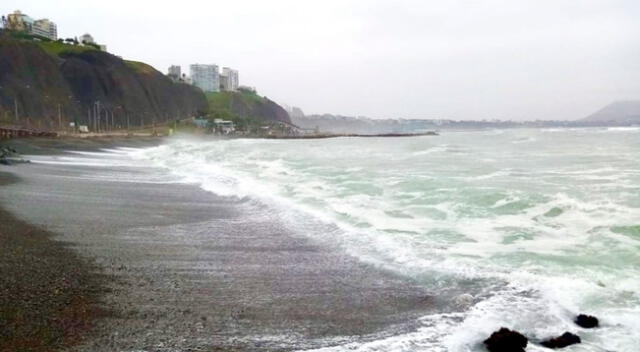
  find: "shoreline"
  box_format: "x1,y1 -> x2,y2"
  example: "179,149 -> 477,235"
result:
0,172 -> 106,352
0,138 -> 440,351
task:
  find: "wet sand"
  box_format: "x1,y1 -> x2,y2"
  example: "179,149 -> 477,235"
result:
0,138 -> 440,351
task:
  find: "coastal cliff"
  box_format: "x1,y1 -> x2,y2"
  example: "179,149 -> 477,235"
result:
0,36 -> 207,129
206,90 -> 292,125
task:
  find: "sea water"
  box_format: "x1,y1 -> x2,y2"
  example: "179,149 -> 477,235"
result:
133,128 -> 640,351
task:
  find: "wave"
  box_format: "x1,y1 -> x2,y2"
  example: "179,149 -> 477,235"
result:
131,133 -> 640,352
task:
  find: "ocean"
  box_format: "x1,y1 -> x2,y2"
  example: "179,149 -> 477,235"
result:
25,128 -> 640,351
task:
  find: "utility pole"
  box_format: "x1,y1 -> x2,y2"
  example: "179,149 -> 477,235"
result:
14,98 -> 18,123
95,101 -> 100,133
93,103 -> 97,132
57,103 -> 62,130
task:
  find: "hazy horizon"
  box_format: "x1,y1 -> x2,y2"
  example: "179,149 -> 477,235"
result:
4,0 -> 639,120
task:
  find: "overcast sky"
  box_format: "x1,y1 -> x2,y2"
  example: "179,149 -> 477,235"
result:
4,0 -> 640,120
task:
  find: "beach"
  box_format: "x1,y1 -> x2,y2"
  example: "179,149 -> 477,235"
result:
1,129 -> 638,352
0,137 -> 438,351
0,172 -> 104,352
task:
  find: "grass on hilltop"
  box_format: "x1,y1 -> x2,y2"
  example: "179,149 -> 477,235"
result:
206,90 -> 266,110
124,61 -> 158,75
35,40 -> 97,56
3,30 -> 98,57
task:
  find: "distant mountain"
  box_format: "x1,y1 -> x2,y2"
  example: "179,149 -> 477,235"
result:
582,100 -> 640,123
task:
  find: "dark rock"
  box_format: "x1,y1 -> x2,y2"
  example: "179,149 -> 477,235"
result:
575,314 -> 599,328
541,332 -> 581,349
484,327 -> 528,352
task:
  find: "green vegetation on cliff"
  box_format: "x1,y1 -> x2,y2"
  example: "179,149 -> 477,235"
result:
204,90 -> 291,131
0,35 -> 207,129
36,40 -> 96,56
5,31 -> 98,57
124,61 -> 158,76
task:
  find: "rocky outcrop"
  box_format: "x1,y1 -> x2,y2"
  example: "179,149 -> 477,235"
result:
575,314 -> 599,328
541,332 -> 581,349
484,328 -> 528,352
0,36 -> 207,128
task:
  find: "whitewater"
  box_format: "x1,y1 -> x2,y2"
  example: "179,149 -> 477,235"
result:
128,127 -> 640,351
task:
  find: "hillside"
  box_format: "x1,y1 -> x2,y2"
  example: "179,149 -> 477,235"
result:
206,90 -> 292,129
0,34 -> 207,129
582,100 -> 640,124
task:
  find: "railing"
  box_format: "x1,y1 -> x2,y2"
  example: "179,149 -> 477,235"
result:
0,126 -> 58,139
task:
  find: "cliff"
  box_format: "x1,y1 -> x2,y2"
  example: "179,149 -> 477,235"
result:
0,36 -> 207,129
206,90 -> 292,125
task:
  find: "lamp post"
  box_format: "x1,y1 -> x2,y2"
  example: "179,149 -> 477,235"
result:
94,101 -> 101,133
14,96 -> 18,124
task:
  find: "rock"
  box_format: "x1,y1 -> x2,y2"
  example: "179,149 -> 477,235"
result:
453,293 -> 474,309
484,327 -> 528,352
541,332 -> 581,349
575,314 -> 599,328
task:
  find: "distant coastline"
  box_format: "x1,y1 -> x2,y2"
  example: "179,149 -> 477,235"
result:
260,131 -> 439,139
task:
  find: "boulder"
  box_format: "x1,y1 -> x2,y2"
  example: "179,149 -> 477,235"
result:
541,332 -> 581,349
575,314 -> 599,328
452,293 -> 474,309
484,327 -> 528,352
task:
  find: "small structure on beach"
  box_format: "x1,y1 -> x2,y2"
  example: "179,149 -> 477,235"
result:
213,118 -> 234,134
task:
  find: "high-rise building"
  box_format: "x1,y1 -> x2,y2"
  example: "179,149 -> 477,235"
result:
219,74 -> 229,91
190,64 -> 219,92
168,65 -> 181,81
220,67 -> 239,91
32,18 -> 57,40
6,10 -> 34,33
5,11 -> 57,40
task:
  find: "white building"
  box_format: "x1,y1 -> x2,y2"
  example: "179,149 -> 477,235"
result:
168,65 -> 181,81
6,10 -> 34,33
79,33 -> 95,44
32,18 -> 57,40
78,33 -> 107,51
238,85 -> 256,93
190,64 -> 219,92
220,67 -> 239,91
213,118 -> 235,134
5,11 -> 57,40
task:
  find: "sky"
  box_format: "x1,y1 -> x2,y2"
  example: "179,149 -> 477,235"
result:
4,0 -> 640,120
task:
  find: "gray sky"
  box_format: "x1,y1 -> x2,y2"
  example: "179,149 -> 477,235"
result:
5,0 -> 640,120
